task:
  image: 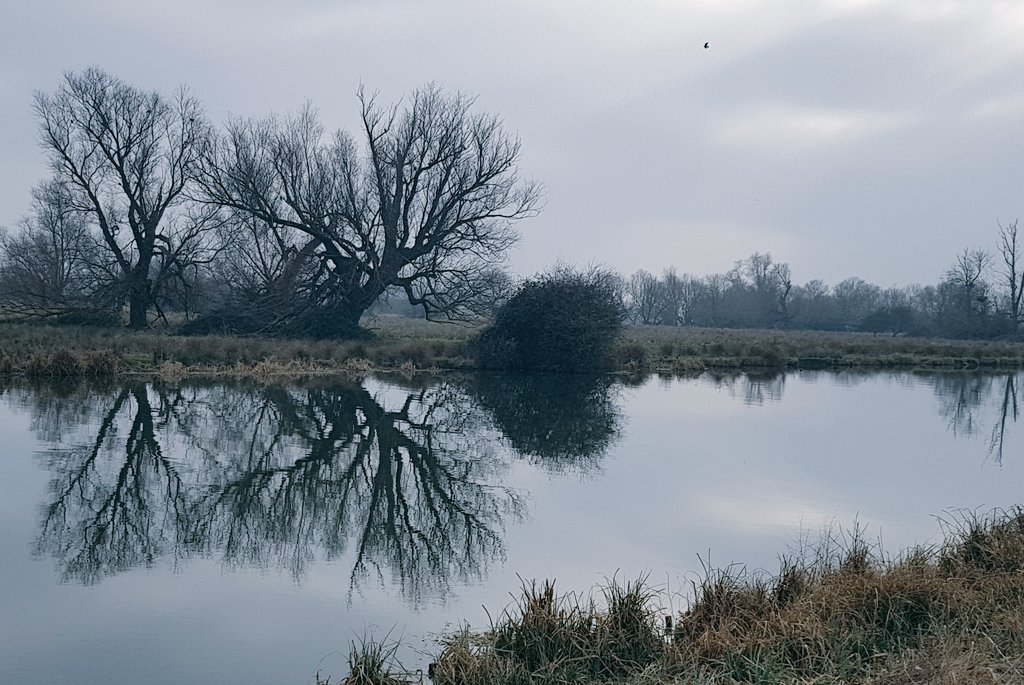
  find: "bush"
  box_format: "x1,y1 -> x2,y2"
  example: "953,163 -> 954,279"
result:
476,266 -> 625,372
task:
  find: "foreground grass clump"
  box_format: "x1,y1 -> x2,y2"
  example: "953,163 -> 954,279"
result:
320,636 -> 411,685
433,577 -> 663,685
419,508 -> 1024,685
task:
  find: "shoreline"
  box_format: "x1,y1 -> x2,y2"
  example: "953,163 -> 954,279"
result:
339,508 -> 1024,685
1,319 -> 1023,378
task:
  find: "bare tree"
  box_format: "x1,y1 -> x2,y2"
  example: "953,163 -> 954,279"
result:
861,292 -> 915,337
34,68 -> 211,328
945,248 -> 993,321
739,252 -> 775,293
698,273 -> 729,326
773,262 -> 793,325
947,248 -> 991,293
198,86 -> 541,336
833,277 -> 881,328
657,269 -> 705,326
791,279 -> 834,329
659,268 -> 685,325
727,252 -> 793,326
626,269 -> 663,325
0,179 -> 105,317
998,219 -> 1024,329
186,211 -> 309,329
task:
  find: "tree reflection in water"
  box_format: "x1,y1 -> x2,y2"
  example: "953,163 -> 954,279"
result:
18,369 -> 1017,598
30,382 -> 190,583
12,373 -> 619,601
928,372 -> 1020,465
701,370 -> 1022,464
19,379 -> 524,601
706,371 -> 787,406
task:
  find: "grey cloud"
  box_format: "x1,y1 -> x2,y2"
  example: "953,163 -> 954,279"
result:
2,0 -> 1023,287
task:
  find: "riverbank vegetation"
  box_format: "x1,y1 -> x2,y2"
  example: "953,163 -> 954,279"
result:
0,318 -> 476,376
336,508 -> 1024,685
2,319 -> 1024,377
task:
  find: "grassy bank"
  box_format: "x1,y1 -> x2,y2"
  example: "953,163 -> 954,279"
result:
0,318 -> 477,377
1,318 -> 1024,377
341,509 -> 1024,685
621,326 -> 1024,374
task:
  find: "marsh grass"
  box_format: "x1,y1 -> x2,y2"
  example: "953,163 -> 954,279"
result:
2,317 -> 1024,377
624,325 -> 1024,373
0,318 -> 477,377
432,577 -> 664,685
425,508 -> 1024,684
317,635 -> 414,685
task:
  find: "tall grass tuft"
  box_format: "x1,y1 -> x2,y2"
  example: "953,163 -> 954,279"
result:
595,575 -> 663,677
490,579 -> 595,677
432,577 -> 668,684
321,635 -> 408,685
938,506 -> 1024,574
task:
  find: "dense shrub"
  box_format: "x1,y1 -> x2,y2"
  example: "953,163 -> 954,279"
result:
476,266 -> 625,371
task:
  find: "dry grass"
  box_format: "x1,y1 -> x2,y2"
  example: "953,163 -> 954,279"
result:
0,317 -> 477,377
318,635 -> 414,685
1,318 -> 1023,377
418,508 -> 1024,685
623,325 -> 1024,373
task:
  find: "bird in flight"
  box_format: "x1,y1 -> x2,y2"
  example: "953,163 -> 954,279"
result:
704,42 -> 709,49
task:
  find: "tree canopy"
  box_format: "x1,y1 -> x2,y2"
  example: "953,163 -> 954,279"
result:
195,85 -> 541,336
32,68 -> 214,328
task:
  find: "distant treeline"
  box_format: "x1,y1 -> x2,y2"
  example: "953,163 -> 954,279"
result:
613,228 -> 1024,340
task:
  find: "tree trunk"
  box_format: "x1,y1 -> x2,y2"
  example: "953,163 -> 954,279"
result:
333,302 -> 365,338
290,299 -> 368,339
127,277 -> 150,330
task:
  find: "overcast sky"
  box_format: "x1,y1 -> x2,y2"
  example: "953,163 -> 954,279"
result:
2,0 -> 1023,287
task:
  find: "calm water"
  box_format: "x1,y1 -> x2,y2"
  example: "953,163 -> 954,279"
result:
0,370 -> 1021,683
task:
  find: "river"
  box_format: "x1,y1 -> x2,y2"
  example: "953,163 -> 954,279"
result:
0,370 -> 1019,683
